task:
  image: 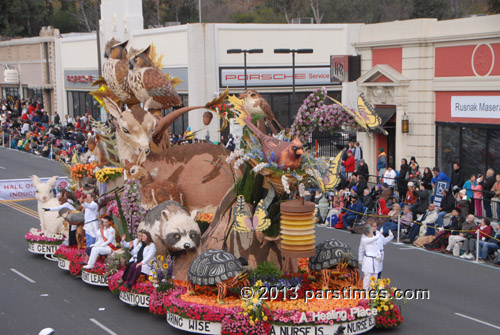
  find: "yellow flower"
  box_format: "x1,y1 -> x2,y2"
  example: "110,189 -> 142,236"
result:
383,306 -> 389,312
248,305 -> 253,310
252,298 -> 259,304
249,320 -> 255,326
255,280 -> 263,287
390,304 -> 394,310
386,278 -> 391,285
158,255 -> 164,261
148,276 -> 153,281
263,316 -> 268,321
162,263 -> 169,269
370,276 -> 376,282
377,307 -> 381,312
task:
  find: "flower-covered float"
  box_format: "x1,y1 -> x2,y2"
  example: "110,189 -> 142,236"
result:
26,228 -> 65,256
24,38 -> 404,334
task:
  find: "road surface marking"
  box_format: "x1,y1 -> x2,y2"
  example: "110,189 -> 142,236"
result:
0,166 -> 6,169
10,268 -> 36,283
455,313 -> 500,330
89,318 -> 118,335
0,201 -> 39,219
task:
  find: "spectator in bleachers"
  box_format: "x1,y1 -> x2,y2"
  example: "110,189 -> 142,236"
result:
403,203 -> 438,244
463,174 -> 476,215
472,174 -> 483,218
460,218 -> 493,260
483,169 -> 496,218
491,173 -> 500,220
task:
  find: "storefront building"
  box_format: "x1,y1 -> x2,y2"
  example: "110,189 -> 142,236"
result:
0,26 -> 62,119
355,15 -> 500,178
55,0 -> 361,140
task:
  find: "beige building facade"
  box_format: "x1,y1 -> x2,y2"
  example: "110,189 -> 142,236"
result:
355,15 -> 500,178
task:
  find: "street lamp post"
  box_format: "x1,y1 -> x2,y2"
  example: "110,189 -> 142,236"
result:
226,49 -> 264,90
274,48 -> 313,112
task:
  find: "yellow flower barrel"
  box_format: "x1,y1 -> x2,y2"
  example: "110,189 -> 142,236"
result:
280,198 -> 316,258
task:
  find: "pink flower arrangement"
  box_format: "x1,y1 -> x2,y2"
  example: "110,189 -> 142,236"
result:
107,270 -> 123,294
25,229 -> 65,244
149,289 -> 170,316
221,309 -> 271,335
291,87 -> 358,142
84,259 -> 108,275
121,180 -> 145,235
165,288 -> 237,322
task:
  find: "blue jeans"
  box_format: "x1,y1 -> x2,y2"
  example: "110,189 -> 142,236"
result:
436,211 -> 448,227
478,241 -> 499,260
343,214 -> 357,228
86,234 -> 96,249
381,221 -> 398,236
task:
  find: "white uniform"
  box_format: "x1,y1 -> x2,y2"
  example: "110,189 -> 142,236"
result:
375,230 -> 393,275
82,201 -> 98,238
358,233 -> 383,290
139,243 -> 157,276
86,226 -> 116,268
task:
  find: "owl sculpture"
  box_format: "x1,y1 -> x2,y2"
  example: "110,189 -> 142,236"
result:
239,89 -> 283,135
102,39 -> 139,107
127,45 -> 182,114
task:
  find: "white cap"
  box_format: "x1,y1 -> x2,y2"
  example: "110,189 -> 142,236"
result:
407,182 -> 414,187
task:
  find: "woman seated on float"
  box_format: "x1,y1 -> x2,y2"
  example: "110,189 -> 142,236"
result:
117,230 -> 145,285
43,190 -> 77,246
83,216 -> 116,269
123,231 -> 156,288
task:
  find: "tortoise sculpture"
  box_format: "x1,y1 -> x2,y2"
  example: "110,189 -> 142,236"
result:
309,239 -> 359,290
187,249 -> 250,304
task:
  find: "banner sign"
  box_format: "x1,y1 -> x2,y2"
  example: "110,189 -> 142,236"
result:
219,66 -> 337,88
451,96 -> 500,119
0,177 -> 70,201
166,312 -> 375,335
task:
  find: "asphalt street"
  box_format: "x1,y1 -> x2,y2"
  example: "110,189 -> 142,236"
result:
1,147 -> 500,335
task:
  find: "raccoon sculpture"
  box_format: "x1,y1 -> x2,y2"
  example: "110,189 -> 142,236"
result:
138,201 -> 201,257
137,201 -> 201,281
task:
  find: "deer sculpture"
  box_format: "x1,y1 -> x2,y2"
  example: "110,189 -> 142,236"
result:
101,97 -> 235,212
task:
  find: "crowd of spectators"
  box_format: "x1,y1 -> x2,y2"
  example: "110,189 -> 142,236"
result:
325,142 -> 500,267
1,98 -> 238,162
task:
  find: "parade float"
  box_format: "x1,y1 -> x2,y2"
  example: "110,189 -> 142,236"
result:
25,38 -> 402,334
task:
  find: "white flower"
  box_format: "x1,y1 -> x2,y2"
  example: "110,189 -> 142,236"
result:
295,174 -> 303,182
234,158 -> 245,169
305,168 -> 315,177
252,162 -> 268,173
281,175 -> 291,194
298,183 -> 306,197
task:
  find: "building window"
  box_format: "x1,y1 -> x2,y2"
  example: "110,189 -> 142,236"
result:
67,91 -> 101,120
171,94 -> 189,136
23,88 -> 44,104
436,123 -> 500,179
2,87 -> 20,100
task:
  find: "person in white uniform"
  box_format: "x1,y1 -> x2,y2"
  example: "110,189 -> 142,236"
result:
358,223 -> 384,290
43,190 -> 77,246
83,216 -> 116,269
80,193 -> 99,248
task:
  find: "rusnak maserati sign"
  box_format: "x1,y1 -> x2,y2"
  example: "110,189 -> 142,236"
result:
451,96 -> 500,118
219,66 -> 336,88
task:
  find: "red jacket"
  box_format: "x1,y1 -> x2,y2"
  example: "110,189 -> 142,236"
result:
475,225 -> 493,241
343,156 -> 355,172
